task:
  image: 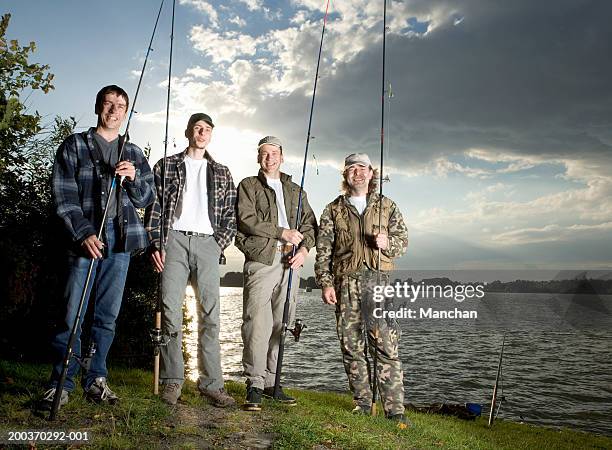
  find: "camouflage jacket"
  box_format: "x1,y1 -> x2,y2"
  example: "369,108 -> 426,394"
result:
315,193 -> 408,287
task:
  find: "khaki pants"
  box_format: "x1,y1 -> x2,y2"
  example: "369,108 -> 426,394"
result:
160,230 -> 223,390
241,252 -> 300,389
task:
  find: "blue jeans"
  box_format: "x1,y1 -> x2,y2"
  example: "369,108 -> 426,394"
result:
49,220 -> 130,391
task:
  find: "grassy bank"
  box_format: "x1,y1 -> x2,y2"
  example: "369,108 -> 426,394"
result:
1,360 -> 609,449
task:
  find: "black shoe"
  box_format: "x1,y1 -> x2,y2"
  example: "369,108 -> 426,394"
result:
243,386 -> 263,411
263,386 -> 297,406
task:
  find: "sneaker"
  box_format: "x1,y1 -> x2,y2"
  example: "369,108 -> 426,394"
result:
351,404 -> 370,415
200,387 -> 236,408
387,413 -> 412,427
263,386 -> 297,406
85,377 -> 119,404
161,383 -> 182,405
40,387 -> 69,411
243,386 -> 263,411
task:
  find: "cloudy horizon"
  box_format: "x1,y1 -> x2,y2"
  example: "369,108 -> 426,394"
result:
5,0 -> 612,275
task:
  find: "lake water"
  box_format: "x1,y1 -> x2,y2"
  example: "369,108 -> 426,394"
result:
184,287 -> 612,436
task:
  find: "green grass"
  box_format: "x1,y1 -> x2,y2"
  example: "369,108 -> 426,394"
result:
0,360 -> 170,448
265,388 -> 612,449
1,360 -> 610,449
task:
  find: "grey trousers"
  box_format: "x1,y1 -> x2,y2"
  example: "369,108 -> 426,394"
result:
241,252 -> 300,390
160,230 -> 223,390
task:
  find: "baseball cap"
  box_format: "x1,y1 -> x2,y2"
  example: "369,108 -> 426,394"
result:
257,135 -> 283,150
344,153 -> 372,169
187,113 -> 214,129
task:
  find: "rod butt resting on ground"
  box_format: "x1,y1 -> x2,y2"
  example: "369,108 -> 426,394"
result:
153,311 -> 162,395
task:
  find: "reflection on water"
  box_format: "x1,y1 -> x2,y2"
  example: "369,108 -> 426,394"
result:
184,288 -> 612,436
185,287 -> 244,382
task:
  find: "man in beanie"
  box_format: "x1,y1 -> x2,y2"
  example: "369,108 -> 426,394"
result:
235,136 -> 317,411
144,113 -> 237,407
315,153 -> 409,423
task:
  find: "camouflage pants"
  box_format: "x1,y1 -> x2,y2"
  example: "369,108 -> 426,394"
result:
334,270 -> 404,415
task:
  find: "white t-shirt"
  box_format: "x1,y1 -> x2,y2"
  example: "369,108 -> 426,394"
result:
266,176 -> 290,245
348,195 -> 367,215
172,156 -> 214,234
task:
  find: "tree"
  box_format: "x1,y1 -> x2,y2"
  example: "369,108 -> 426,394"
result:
0,13 -> 74,360
0,14 -> 160,366
0,13 -> 60,229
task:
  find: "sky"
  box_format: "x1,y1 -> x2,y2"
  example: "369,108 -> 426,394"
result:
4,0 -> 612,276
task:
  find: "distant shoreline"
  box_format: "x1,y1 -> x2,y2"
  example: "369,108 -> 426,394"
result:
220,271 -> 612,294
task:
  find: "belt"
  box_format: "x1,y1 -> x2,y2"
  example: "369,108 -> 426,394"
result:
175,230 -> 212,238
277,243 -> 295,253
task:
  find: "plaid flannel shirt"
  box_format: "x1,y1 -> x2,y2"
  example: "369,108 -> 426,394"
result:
144,149 -> 237,264
52,127 -> 155,252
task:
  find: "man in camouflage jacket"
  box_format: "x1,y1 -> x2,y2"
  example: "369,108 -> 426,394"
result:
315,153 -> 408,421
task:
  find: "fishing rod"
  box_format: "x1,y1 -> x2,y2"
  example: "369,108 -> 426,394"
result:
371,0 -> 388,417
152,0 -> 176,395
49,0 -> 166,421
272,0 -> 331,399
488,333 -> 506,426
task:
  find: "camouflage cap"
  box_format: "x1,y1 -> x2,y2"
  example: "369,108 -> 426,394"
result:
344,153 -> 372,169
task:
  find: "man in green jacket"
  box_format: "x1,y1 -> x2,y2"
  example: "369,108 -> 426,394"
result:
315,153 -> 409,423
235,136 -> 317,411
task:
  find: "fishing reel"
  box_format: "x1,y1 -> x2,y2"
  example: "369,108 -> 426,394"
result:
288,319 -> 307,342
150,328 -> 176,355
76,342 -> 97,371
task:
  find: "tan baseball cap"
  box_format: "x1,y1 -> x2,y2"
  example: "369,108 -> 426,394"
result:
257,135 -> 283,150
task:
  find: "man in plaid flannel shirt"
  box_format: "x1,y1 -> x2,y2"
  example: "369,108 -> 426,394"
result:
144,113 -> 237,407
42,85 -> 155,411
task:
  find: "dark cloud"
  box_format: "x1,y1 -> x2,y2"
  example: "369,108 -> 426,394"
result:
220,0 -> 612,167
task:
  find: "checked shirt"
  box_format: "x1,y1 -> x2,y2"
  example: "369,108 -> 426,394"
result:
52,127 -> 155,253
145,149 -> 237,264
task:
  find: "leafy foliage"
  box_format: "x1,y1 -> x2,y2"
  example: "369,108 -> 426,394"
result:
0,13 -> 73,359
0,13 -> 158,366
0,14 -> 54,98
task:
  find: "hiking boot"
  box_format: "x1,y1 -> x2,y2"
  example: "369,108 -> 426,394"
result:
243,386 -> 263,411
351,404 -> 370,415
161,383 -> 182,405
85,377 -> 119,404
387,413 -> 412,427
200,387 -> 236,408
263,386 -> 297,406
40,387 -> 69,411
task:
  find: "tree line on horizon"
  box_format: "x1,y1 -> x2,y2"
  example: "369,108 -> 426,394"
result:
220,272 -> 612,294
